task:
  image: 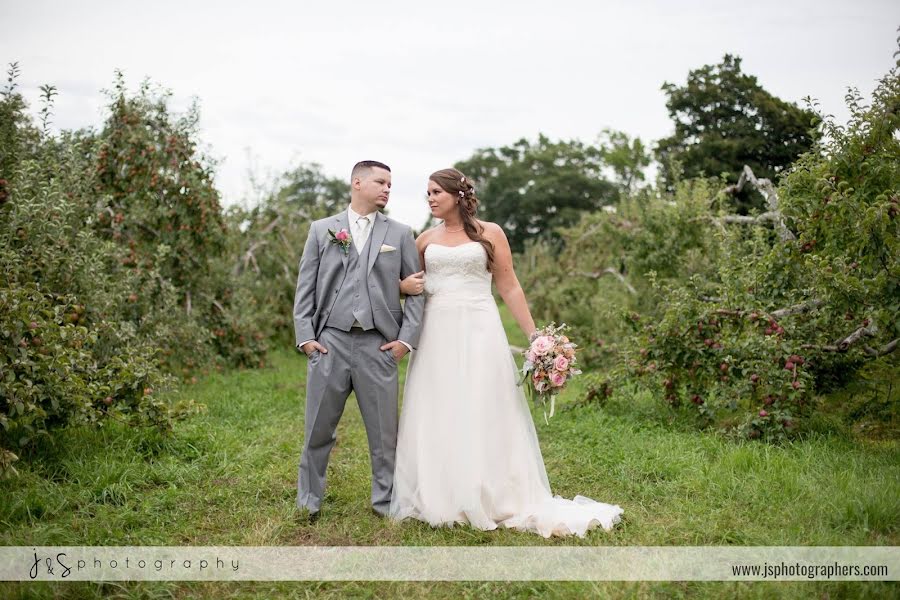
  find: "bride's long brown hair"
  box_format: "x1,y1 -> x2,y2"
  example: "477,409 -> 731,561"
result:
429,168 -> 495,272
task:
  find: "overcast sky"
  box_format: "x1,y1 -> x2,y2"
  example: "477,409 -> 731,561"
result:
2,0 -> 898,228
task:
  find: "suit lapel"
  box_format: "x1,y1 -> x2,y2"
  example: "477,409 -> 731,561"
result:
367,212 -> 388,275
334,211 -> 350,269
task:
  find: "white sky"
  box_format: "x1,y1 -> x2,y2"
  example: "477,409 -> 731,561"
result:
2,0 -> 897,229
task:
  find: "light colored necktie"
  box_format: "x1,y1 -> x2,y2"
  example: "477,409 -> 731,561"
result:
355,216 -> 371,255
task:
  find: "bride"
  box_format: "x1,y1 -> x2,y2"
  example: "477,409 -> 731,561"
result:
389,168 -> 623,538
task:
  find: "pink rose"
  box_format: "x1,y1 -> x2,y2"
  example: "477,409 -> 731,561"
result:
531,336 -> 554,356
553,355 -> 569,371
525,350 -> 537,363
335,229 -> 349,241
550,372 -> 566,387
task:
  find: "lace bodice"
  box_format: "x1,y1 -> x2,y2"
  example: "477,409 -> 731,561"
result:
423,242 -> 492,300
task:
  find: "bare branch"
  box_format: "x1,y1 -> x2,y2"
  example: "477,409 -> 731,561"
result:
722,165 -> 796,242
573,268 -> 637,295
574,217 -> 637,243
576,223 -> 604,242
838,323 -> 878,351
133,220 -> 160,239
719,212 -> 781,225
260,214 -> 282,235
863,338 -> 899,357
234,240 -> 269,276
801,322 -> 879,353
771,299 -> 823,319
695,298 -> 821,319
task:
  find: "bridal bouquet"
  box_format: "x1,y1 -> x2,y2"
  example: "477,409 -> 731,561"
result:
519,323 -> 581,423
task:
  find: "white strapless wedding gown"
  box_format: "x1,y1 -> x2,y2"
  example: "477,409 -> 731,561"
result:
389,242 -> 623,537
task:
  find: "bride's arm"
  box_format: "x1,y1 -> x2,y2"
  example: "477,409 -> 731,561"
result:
400,271 -> 424,295
399,231 -> 430,295
485,223 -> 536,339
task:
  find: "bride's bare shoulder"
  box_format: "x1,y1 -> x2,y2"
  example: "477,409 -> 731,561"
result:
417,226 -> 441,240
477,220 -> 507,240
416,226 -> 439,248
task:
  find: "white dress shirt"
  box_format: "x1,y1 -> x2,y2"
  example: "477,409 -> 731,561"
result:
347,206 -> 374,255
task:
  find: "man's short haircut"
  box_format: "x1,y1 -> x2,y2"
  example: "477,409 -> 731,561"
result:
351,160 -> 391,182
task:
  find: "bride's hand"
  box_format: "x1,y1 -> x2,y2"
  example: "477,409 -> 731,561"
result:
400,270 -> 425,295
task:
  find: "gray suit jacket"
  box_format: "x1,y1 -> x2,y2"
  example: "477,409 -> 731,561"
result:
293,210 -> 424,348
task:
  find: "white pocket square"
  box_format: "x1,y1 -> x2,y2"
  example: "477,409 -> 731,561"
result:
379,244 -> 396,253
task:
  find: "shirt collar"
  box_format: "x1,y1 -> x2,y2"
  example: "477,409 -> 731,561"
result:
347,206 -> 375,224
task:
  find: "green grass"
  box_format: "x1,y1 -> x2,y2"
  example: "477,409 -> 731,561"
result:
1,305 -> 897,598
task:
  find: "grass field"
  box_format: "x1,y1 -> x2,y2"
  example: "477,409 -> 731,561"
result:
1,307 -> 897,598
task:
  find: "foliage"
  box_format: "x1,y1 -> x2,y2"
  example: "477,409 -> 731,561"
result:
227,163 -> 349,345
0,63 -> 39,184
90,74 -> 271,370
455,134 -> 621,252
0,105 -> 201,469
0,68 -> 290,472
520,178 -> 722,366
524,58 -> 898,440
596,128 -> 651,194
92,74 -> 227,291
656,54 -> 820,212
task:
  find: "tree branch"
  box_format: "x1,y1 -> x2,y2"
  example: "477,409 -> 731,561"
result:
801,322 -> 879,353
573,268 -> 637,294
695,298 -> 822,319
837,323 -> 878,352
863,338 -> 898,357
718,212 -> 781,225
233,240 -> 269,276
771,299 -> 823,318
722,165 -> 796,242
133,220 -> 160,239
211,299 -> 226,314
260,214 -> 282,235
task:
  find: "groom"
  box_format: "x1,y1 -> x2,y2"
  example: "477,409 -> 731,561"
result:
293,160 -> 424,517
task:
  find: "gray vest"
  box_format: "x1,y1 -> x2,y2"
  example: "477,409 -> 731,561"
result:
325,234 -> 375,331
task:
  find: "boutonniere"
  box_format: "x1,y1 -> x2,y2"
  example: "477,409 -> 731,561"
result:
328,228 -> 352,255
